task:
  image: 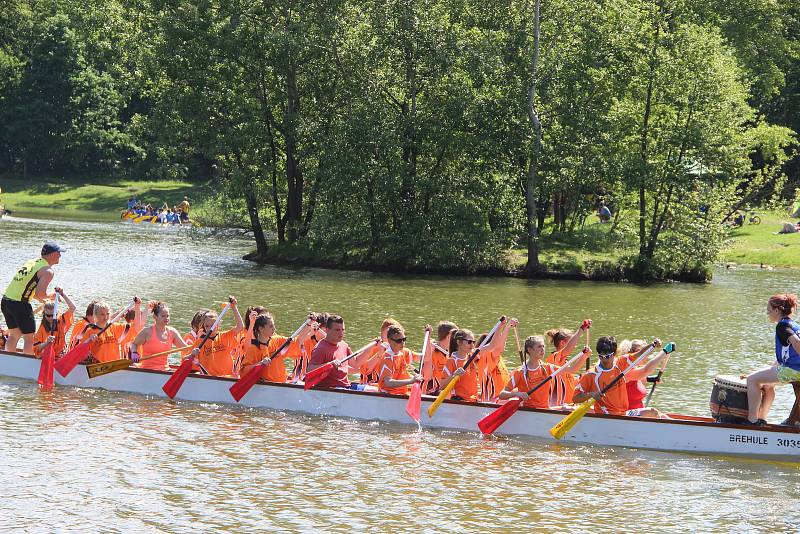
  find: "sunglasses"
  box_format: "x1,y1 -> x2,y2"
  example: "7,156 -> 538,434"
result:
390,337 -> 407,343
599,352 -> 615,358
44,314 -> 54,318
460,338 -> 475,345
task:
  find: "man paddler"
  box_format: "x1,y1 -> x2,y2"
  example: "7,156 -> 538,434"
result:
1,242 -> 64,354
306,315 -> 376,390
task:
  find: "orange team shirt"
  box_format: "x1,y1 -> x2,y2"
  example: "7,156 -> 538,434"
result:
443,352 -> 480,400
378,347 -> 415,395
575,363 -> 629,415
69,318 -> 93,350
194,328 -> 239,376
291,334 -> 320,381
240,335 -> 301,382
88,323 -> 130,363
33,310 -> 74,357
506,363 -> 557,409
359,343 -> 386,385
426,343 -> 449,394
546,349 -> 578,405
477,347 -> 510,402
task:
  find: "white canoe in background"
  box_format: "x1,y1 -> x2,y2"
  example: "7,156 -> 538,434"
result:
1,349 -> 799,462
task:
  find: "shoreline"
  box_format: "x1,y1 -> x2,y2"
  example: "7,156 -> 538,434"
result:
243,249 -> 713,284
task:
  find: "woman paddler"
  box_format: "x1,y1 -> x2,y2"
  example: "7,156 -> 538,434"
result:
187,297 -> 244,376
421,321 -> 457,395
358,318 -> 400,386
617,339 -> 652,410
476,317 -> 515,402
377,324 -> 424,395
85,298 -> 142,363
545,320 -> 592,406
129,301 -> 192,370
32,287 -> 76,358
499,334 -> 591,408
239,312 -> 315,382
440,328 -> 482,401
573,335 -> 669,418
745,293 -> 800,426
68,299 -> 100,351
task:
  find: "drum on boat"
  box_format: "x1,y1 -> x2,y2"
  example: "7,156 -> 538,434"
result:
710,375 -> 748,423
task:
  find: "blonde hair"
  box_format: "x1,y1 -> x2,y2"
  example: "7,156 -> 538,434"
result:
524,335 -> 545,355
93,301 -> 111,317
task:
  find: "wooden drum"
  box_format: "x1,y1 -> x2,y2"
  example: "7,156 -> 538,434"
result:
710,375 -> 749,423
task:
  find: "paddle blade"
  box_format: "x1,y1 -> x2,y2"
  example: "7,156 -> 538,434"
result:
54,343 -> 91,377
86,359 -> 132,379
303,362 -> 334,390
427,375 -> 460,418
405,382 -> 422,422
549,399 -> 595,440
230,364 -> 265,402
162,359 -> 194,399
478,398 -> 521,435
37,346 -> 55,390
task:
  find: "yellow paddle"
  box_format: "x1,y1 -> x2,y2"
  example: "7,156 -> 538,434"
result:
86,345 -> 195,379
427,318 -> 503,418
549,342 -> 672,439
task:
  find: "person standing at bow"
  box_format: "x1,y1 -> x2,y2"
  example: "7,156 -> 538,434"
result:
130,301 -> 192,371
32,287 -> 76,358
746,294 -> 800,425
2,242 -> 64,354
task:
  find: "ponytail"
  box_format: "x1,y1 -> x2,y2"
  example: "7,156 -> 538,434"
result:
769,293 -> 798,316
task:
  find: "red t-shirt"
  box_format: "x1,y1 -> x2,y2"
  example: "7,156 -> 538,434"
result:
309,339 -> 352,388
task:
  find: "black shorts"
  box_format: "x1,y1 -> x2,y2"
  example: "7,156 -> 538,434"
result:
1,296 -> 35,334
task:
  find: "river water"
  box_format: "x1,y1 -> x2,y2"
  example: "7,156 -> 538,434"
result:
0,215 -> 797,532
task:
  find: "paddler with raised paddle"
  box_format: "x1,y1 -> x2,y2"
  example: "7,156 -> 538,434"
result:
572,336 -> 671,419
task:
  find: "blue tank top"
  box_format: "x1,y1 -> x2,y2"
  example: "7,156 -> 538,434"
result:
775,318 -> 800,371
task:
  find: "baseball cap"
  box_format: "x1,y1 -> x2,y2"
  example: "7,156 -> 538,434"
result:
41,242 -> 66,255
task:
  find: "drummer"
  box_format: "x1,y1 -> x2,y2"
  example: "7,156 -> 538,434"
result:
745,293 -> 800,426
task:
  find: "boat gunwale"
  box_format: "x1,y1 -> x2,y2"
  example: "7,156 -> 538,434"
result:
3,349 -> 798,435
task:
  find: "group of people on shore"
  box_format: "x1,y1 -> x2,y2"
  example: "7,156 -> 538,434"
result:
0,243 -> 684,419
121,195 -> 190,224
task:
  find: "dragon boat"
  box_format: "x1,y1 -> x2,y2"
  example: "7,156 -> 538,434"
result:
1,348 -> 798,462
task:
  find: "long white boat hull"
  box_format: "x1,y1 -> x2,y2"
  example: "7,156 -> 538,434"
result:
2,349 -> 798,461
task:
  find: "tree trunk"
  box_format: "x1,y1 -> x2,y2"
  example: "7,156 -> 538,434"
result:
638,26 -> 659,259
284,58 -> 303,243
235,152 -> 268,257
525,0 -> 542,274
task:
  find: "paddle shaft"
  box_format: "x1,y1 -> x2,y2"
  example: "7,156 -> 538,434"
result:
593,344 -> 657,398
645,352 -> 671,407
257,319 -> 310,364
512,325 -> 523,365
414,329 -> 431,374
524,348 -> 589,396
584,328 -> 590,371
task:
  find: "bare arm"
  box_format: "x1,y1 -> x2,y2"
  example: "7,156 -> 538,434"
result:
789,334 -> 800,355
561,320 -> 591,357
170,327 -> 190,349
54,287 -> 76,313
626,351 -> 668,382
229,297 -> 244,333
33,268 -> 54,301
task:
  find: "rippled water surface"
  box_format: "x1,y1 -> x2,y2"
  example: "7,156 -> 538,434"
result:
1,215 -> 798,532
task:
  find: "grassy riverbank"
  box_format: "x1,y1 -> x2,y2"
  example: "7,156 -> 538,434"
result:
0,175 -> 208,221
720,210 -> 800,267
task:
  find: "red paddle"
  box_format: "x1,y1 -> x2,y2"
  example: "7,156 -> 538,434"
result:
478,347 -> 590,435
162,302 -> 231,399
303,339 -> 380,390
229,319 -> 310,401
55,301 -> 134,377
405,327 -> 430,423
37,294 -> 58,389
